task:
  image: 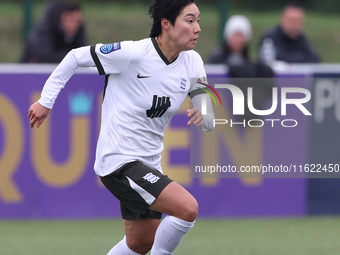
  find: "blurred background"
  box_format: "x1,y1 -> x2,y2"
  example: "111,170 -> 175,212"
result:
1,1 -> 340,255
1,0 -> 340,63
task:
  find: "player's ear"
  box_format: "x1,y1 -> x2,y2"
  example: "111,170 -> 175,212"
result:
161,18 -> 171,31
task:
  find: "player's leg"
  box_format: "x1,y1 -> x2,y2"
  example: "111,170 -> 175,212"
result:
150,181 -> 198,221
106,236 -> 137,255
125,218 -> 160,254
100,161 -> 172,255
107,218 -> 160,255
149,182 -> 198,255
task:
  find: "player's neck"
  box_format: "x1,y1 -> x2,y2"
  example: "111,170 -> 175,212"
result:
156,35 -> 180,63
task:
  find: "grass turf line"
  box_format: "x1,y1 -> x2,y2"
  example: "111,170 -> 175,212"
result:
0,217 -> 339,255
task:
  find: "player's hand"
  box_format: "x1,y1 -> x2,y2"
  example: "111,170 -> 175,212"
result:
187,108 -> 204,127
28,101 -> 51,128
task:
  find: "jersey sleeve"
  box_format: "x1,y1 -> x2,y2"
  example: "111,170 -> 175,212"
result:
38,47 -> 92,109
187,52 -> 215,132
188,51 -> 207,95
90,41 -> 133,75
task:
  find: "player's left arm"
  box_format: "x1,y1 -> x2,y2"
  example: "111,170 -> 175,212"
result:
187,78 -> 215,132
187,53 -> 215,131
186,108 -> 203,127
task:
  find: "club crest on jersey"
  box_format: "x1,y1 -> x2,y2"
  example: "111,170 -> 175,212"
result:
180,78 -> 187,90
143,173 -> 160,184
100,42 -> 121,54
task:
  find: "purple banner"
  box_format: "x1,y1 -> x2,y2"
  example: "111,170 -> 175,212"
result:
0,70 -> 121,218
189,76 -> 309,217
0,65 -> 307,218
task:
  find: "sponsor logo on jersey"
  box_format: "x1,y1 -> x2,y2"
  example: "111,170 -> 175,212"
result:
143,173 -> 160,183
180,78 -> 187,90
137,73 -> 151,79
100,42 -> 121,54
146,95 -> 171,118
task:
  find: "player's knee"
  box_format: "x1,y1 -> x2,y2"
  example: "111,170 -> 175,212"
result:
182,197 -> 198,222
127,236 -> 154,254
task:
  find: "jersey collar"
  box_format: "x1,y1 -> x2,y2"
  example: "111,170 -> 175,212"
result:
151,37 -> 178,65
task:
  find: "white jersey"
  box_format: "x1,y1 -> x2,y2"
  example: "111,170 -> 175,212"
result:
38,37 -> 213,177
92,38 -> 206,176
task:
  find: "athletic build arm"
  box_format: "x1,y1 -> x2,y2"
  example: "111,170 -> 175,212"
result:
28,46 -> 94,128
187,93 -> 214,132
186,78 -> 215,133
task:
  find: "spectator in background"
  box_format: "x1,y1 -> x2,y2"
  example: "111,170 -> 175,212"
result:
259,3 -> 320,64
206,15 -> 273,77
207,15 -> 274,121
207,15 -> 252,66
20,1 -> 86,63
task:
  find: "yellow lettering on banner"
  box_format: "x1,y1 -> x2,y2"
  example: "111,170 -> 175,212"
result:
162,98 -> 191,185
201,104 -> 262,186
0,94 -> 23,202
32,94 -> 89,187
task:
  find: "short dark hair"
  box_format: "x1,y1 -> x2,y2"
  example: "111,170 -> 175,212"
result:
149,0 -> 195,37
62,2 -> 81,12
283,2 -> 305,11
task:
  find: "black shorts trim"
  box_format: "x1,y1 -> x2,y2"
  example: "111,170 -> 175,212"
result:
100,161 -> 173,220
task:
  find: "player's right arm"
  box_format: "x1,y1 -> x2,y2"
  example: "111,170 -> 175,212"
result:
28,42 -> 132,129
28,46 -> 95,128
28,101 -> 51,128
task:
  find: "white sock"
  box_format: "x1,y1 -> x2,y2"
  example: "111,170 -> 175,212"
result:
107,236 -> 142,255
150,216 -> 195,255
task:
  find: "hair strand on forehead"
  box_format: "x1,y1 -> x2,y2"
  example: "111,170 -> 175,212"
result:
149,0 -> 195,37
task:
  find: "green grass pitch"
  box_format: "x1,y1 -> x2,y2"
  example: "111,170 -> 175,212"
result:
1,217 -> 339,255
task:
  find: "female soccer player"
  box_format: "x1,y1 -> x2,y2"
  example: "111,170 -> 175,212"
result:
28,0 -> 214,254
